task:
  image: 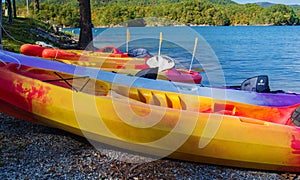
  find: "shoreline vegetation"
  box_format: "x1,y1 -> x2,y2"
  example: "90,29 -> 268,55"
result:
15,0 -> 300,28
1,17 -> 78,52
2,16 -> 298,53
93,23 -> 299,28
3,0 -> 300,52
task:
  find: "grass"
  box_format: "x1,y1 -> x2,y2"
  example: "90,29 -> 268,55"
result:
1,16 -> 58,52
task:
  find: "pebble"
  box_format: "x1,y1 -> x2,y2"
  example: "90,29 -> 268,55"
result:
0,112 -> 296,179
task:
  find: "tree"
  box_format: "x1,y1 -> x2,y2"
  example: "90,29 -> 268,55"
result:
12,0 -> 16,18
6,0 -> 12,24
78,0 -> 93,50
34,0 -> 39,13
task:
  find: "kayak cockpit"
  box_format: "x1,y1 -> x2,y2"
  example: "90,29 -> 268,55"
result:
4,63 -> 110,96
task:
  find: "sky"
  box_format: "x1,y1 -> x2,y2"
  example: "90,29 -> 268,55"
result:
233,0 -> 300,5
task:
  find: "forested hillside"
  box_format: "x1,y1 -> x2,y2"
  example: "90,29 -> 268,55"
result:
15,0 -> 300,27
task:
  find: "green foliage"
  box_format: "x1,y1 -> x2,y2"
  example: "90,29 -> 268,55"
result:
94,0 -> 183,6
1,17 -> 54,52
203,0 -> 236,5
14,0 -> 300,27
37,2 -> 80,27
292,5 -> 300,19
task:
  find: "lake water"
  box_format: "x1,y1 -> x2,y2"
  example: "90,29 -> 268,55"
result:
64,26 -> 300,93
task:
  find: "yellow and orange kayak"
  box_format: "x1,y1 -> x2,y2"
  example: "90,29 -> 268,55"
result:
1,62 -> 300,172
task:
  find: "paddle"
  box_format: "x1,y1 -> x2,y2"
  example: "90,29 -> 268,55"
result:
158,32 -> 162,56
126,28 -> 130,53
188,37 -> 198,72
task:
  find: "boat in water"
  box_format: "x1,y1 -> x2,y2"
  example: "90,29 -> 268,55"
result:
1,60 -> 300,172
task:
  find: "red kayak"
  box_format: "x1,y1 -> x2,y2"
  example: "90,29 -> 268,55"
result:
20,44 -> 48,57
20,44 -> 82,60
164,68 -> 202,84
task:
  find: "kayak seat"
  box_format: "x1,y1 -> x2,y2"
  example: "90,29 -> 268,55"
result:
128,48 -> 152,58
135,67 -> 159,80
292,106 -> 300,126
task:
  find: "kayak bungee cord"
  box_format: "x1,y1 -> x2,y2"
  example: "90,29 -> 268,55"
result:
0,51 -> 21,69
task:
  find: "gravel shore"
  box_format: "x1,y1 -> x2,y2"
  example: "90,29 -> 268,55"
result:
0,112 -> 297,179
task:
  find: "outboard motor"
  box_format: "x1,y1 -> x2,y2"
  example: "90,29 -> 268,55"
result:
240,75 -> 270,93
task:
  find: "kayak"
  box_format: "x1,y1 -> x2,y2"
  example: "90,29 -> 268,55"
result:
0,59 -> 297,123
20,44 -> 150,70
2,50 -> 300,107
20,46 -> 203,84
58,55 -> 203,84
20,44 -> 150,61
1,61 -> 300,172
20,44 -> 48,57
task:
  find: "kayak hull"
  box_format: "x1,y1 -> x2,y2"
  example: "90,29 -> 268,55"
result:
1,62 -> 300,172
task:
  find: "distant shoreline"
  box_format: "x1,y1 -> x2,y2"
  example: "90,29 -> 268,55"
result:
63,24 -> 300,31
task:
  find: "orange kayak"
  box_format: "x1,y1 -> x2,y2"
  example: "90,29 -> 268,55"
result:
20,44 -> 48,57
20,44 -> 149,61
